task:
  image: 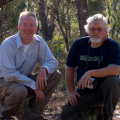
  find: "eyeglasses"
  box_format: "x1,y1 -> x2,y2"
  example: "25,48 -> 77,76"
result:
89,27 -> 104,32
21,23 -> 36,29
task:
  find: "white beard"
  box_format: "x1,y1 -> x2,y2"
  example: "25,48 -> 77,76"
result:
90,34 -> 102,43
90,37 -> 101,43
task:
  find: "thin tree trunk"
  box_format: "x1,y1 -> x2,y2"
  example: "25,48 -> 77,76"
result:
48,8 -> 56,39
39,0 -> 55,40
39,0 -> 50,40
75,0 -> 89,37
98,0 -> 104,13
55,9 -> 69,52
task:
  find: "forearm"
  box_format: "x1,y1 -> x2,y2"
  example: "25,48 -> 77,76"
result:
39,67 -> 48,74
77,66 -> 119,90
88,66 -> 119,78
36,67 -> 48,90
65,67 -> 76,94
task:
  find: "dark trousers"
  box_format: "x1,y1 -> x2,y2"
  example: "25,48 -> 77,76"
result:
60,75 -> 120,120
27,70 -> 61,115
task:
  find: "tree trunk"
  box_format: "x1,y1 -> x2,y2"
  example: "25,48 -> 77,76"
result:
75,0 -> 89,37
98,0 -> 105,13
39,0 -> 55,40
0,0 -> 13,8
55,9 -> 69,52
52,0 -> 69,52
48,8 -> 56,40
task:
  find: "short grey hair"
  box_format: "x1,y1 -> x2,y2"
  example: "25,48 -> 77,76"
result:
84,14 -> 110,33
18,11 -> 38,27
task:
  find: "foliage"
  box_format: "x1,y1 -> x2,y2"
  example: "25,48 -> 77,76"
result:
88,0 -> 99,15
0,0 -> 120,91
0,0 -> 26,43
47,36 -> 67,90
103,0 -> 120,44
0,0 -> 120,119
0,0 -> 120,93
45,0 -> 79,51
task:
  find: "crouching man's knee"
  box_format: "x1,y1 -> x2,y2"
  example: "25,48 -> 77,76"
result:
8,85 -> 28,106
101,75 -> 120,90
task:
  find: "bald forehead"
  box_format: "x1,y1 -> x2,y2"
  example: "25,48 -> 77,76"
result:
20,15 -> 36,23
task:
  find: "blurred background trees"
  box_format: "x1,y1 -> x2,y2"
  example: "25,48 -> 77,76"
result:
0,0 -> 120,90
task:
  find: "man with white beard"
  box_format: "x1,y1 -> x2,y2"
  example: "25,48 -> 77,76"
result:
60,14 -> 120,120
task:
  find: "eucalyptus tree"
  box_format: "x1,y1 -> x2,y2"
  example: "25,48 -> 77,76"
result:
44,0 -> 79,52
0,0 -> 26,43
39,0 -> 56,41
104,0 -> 120,44
49,0 -> 71,51
87,0 -> 105,14
75,0 -> 89,37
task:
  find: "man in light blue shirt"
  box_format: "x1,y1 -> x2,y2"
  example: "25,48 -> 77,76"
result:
0,11 -> 61,119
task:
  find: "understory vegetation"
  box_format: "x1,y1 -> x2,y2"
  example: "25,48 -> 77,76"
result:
0,0 -> 120,119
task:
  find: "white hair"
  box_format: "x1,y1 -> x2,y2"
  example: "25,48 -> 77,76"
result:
18,11 -> 38,27
84,14 -> 110,34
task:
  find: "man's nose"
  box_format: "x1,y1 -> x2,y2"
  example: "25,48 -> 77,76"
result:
26,25 -> 31,29
94,29 -> 99,33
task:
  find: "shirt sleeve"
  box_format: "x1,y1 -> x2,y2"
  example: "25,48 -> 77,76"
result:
0,44 -> 36,90
106,40 -> 120,67
37,39 -> 58,74
66,41 -> 78,68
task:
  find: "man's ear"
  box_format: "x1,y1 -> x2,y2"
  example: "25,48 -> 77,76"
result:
18,25 -> 20,31
35,27 -> 38,33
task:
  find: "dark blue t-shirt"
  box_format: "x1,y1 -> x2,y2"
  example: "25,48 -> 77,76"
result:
66,36 -> 120,95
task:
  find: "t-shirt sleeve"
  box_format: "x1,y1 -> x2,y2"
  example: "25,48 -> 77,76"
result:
66,41 -> 78,68
107,40 -> 120,67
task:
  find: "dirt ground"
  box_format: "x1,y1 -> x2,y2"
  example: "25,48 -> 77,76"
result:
42,91 -> 120,120
42,91 -> 66,120
11,90 -> 120,120
42,103 -> 120,120
43,91 -> 120,120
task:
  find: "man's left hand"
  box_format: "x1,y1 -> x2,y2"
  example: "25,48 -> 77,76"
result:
34,89 -> 45,103
36,68 -> 47,89
77,71 -> 91,89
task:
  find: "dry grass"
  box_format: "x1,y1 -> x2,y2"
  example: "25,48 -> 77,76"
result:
10,90 -> 120,120
42,91 -> 120,120
42,90 -> 67,120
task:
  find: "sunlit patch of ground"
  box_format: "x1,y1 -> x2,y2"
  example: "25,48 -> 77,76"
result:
11,91 -> 120,120
43,90 -> 67,120
43,91 -> 120,120
113,102 -> 120,120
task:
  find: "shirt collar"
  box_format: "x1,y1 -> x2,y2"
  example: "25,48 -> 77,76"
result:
16,33 -> 41,49
16,32 -> 23,49
33,34 -> 41,42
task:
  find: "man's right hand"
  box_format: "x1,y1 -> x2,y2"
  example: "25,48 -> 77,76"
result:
67,92 -> 80,106
34,89 -> 45,103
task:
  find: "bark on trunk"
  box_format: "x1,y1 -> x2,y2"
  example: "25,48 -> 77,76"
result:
75,0 -> 89,37
39,0 -> 55,40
